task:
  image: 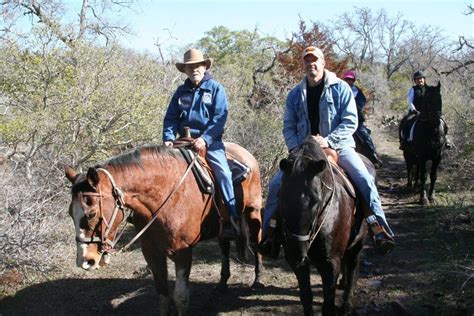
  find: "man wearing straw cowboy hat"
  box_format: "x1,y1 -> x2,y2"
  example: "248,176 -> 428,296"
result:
162,48 -> 239,239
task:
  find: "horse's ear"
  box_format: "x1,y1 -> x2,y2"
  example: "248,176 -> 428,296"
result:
308,160 -> 327,175
436,81 -> 441,89
280,158 -> 293,172
86,167 -> 100,190
64,165 -> 77,183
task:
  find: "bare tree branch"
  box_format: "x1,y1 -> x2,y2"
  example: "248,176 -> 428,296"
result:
20,0 -> 74,47
77,0 -> 89,40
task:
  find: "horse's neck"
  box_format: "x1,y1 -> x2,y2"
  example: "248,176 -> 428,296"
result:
110,158 -> 186,216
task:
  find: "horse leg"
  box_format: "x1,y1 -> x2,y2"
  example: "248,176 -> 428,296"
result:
413,163 -> 419,187
318,259 -> 340,316
293,263 -> 314,316
341,243 -> 364,314
407,162 -> 413,188
173,247 -> 193,316
141,243 -> 170,315
246,207 -> 264,289
429,155 -> 441,204
418,160 -> 428,205
217,238 -> 231,291
404,153 -> 413,188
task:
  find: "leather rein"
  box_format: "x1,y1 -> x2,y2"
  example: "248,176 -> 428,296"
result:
77,153 -> 198,254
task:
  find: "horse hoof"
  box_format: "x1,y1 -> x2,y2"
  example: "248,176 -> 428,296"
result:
214,282 -> 228,293
251,281 -> 265,290
340,303 -> 353,316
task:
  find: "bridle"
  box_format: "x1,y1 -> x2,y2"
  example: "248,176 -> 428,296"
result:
76,168 -> 127,254
76,153 -> 198,254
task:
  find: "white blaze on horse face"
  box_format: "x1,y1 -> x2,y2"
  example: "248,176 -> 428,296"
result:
71,196 -> 102,270
71,197 -> 88,267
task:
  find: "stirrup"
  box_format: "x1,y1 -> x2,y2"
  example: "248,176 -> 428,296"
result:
221,217 -> 240,240
257,221 -> 281,259
372,154 -> 383,168
257,235 -> 281,259
370,223 -> 395,255
374,234 -> 395,255
445,140 -> 454,149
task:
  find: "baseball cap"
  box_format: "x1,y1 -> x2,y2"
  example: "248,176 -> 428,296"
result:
302,46 -> 325,60
342,70 -> 356,80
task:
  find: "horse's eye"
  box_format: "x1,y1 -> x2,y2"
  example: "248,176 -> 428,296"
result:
84,196 -> 94,206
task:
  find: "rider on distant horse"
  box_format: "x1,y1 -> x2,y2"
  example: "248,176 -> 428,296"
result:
399,71 -> 451,150
162,48 -> 240,239
342,70 -> 383,168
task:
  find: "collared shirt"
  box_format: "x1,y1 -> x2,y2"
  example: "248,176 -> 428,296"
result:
162,72 -> 229,146
283,69 -> 358,151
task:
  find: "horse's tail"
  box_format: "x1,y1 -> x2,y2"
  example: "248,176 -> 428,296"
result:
236,215 -> 250,262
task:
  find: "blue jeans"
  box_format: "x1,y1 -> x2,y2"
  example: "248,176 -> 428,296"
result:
356,125 -> 377,157
262,147 -> 393,236
206,141 -> 237,220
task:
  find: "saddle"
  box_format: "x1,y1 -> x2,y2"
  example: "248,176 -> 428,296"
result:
178,147 -> 250,194
172,130 -> 250,195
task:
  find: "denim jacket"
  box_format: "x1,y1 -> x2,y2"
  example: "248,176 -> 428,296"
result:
162,72 -> 228,146
283,69 -> 358,151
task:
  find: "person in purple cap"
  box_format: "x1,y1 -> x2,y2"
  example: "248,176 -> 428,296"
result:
342,70 -> 383,167
259,46 -> 395,256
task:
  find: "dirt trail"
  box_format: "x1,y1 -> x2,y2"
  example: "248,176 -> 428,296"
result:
1,138 -> 472,315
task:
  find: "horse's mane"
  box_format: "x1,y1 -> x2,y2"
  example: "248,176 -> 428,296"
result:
100,145 -> 183,171
289,137 -> 327,175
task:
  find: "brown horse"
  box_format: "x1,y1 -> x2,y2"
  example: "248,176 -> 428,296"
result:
64,142 -> 263,315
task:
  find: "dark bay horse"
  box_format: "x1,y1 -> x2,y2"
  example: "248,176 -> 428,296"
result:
64,143 -> 263,315
399,82 -> 447,204
278,137 -> 367,315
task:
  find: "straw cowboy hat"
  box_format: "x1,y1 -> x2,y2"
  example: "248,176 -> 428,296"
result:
176,48 -> 213,73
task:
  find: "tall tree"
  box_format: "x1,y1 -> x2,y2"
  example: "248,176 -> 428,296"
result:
278,18 -> 349,81
328,7 -> 379,70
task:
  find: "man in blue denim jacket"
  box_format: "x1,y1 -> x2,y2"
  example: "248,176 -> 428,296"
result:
260,46 -> 395,255
163,48 -> 239,239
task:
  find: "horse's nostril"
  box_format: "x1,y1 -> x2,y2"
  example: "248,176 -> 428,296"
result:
87,259 -> 95,266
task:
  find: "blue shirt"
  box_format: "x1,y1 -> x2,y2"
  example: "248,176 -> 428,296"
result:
283,70 -> 358,151
162,72 -> 229,146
